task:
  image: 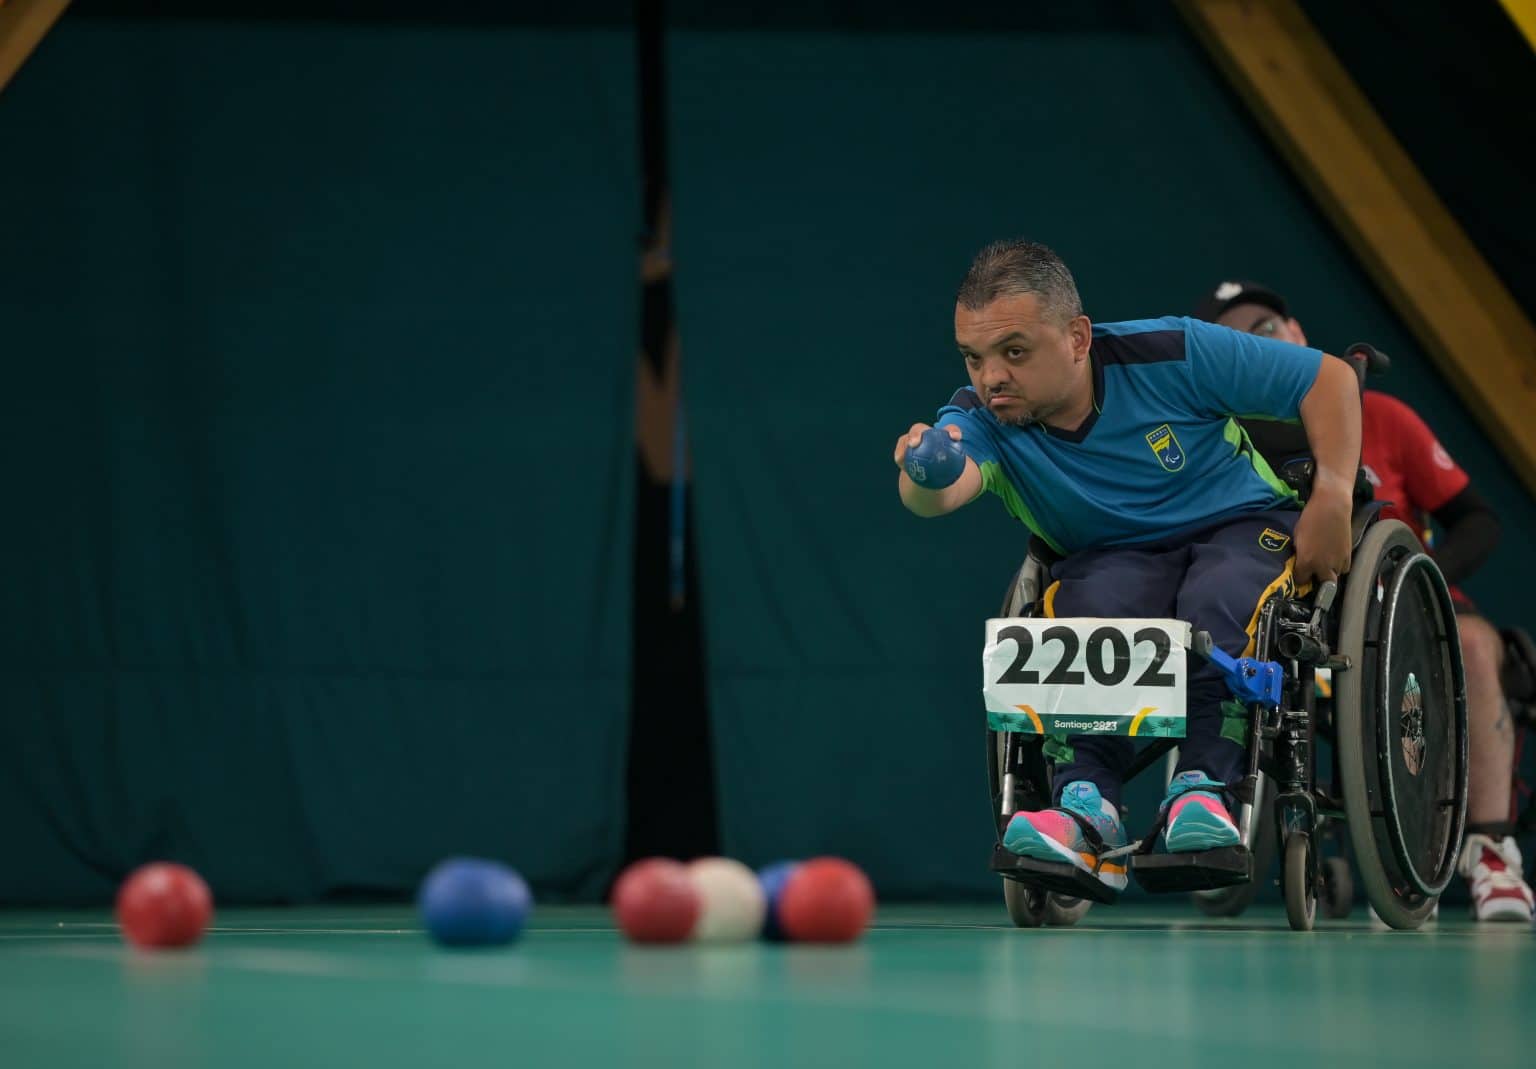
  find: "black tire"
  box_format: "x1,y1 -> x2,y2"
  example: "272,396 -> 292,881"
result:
1335,521 -> 1466,930
1283,832 -> 1317,932
1003,879 -> 1047,927
1192,881 -> 1258,918
1044,895 -> 1093,926
1321,855 -> 1353,920
1192,783 -> 1276,918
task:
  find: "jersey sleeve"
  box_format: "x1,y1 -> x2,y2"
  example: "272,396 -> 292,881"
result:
936,388 -> 1003,492
1181,317 -> 1324,422
1377,393 -> 1470,512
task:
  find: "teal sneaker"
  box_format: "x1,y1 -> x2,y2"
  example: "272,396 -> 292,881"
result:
1163,771 -> 1241,852
1003,780 -> 1129,892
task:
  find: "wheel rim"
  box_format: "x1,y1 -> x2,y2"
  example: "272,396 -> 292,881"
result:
1335,521 -> 1454,928
1375,553 -> 1467,895
1003,878 -> 1046,927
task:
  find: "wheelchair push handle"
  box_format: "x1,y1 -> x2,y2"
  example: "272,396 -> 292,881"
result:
1343,342 -> 1390,384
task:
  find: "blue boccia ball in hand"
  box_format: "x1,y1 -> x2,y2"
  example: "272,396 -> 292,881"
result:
903,427 -> 966,490
757,860 -> 802,942
419,857 -> 532,947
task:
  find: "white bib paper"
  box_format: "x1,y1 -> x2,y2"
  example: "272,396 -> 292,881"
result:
982,617 -> 1190,737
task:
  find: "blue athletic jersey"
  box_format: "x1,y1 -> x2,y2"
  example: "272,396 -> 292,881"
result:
937,316 -> 1323,556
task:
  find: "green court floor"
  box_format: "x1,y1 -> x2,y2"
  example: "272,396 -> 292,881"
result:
2,903 -> 1530,1068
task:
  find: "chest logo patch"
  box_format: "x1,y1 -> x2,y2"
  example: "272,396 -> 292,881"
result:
1258,528 -> 1292,553
1144,424 -> 1185,472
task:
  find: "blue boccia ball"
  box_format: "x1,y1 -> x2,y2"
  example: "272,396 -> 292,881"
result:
419,857 -> 532,947
757,860 -> 802,942
903,427 -> 966,490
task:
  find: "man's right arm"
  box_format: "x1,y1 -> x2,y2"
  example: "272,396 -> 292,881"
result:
893,422 -> 984,517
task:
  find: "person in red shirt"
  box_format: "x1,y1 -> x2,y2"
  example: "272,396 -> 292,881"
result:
1194,280 -> 1533,922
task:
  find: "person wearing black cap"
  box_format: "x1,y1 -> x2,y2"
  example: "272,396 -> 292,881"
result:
1194,279 -> 1533,923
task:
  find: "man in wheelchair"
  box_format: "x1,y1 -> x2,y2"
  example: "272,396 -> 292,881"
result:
892,240 -> 1363,900
1195,279 -> 1534,922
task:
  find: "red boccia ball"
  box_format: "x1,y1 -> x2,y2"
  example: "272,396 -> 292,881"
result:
116,862 -> 214,949
611,858 -> 701,943
779,857 -> 874,943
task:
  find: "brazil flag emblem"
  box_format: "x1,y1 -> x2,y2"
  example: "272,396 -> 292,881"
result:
1259,528 -> 1292,552
1144,424 -> 1185,472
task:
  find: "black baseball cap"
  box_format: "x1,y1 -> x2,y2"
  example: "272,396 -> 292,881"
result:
1190,280 -> 1289,323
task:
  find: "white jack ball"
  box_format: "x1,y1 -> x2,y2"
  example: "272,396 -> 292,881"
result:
686,858 -> 767,943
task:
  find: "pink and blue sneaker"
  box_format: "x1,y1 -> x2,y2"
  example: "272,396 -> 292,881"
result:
1162,771 -> 1242,852
1003,780 -> 1129,893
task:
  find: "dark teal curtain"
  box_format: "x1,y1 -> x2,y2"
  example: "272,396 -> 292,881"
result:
0,19 -> 638,903
667,13 -> 1536,895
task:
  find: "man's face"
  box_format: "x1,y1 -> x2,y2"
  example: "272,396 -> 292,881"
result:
954,293 -> 1090,427
1216,301 -> 1308,346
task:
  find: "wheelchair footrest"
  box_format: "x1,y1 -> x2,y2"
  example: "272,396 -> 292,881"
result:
1131,845 -> 1251,894
989,844 -> 1121,905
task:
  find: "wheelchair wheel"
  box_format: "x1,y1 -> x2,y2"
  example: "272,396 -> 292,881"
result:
1283,831 -> 1317,931
1320,855 -> 1353,920
1191,777 -> 1275,918
1335,520 -> 1468,930
991,730 -> 1068,926
1044,895 -> 1093,926
1003,879 -> 1047,927
1193,877 -> 1257,918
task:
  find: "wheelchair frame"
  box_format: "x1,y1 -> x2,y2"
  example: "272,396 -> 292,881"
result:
987,516 -> 1470,932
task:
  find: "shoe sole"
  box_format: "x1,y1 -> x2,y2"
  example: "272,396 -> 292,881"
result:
1164,806 -> 1241,853
1003,816 -> 1128,892
1473,903 -> 1535,923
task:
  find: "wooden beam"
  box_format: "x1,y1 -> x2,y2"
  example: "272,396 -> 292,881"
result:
1178,0 -> 1536,500
0,0 -> 69,94
1498,0 -> 1536,52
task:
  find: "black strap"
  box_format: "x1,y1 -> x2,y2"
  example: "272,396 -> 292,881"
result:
1137,780 -> 1232,856
1136,806 -> 1172,856
1228,775 -> 1256,807
1058,807 -> 1106,853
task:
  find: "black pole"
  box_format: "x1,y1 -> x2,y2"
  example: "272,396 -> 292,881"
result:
623,0 -> 720,867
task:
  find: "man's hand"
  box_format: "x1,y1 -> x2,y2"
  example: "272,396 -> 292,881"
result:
1292,488 -> 1353,585
891,422 -> 962,468
894,422 -> 981,517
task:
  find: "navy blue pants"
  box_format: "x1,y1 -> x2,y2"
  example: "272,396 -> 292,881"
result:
1048,508 -> 1302,808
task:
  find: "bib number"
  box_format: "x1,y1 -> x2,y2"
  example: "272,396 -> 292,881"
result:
983,618 -> 1190,737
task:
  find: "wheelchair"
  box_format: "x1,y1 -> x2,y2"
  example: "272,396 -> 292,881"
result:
984,348 -> 1470,932
1180,655 -> 1353,922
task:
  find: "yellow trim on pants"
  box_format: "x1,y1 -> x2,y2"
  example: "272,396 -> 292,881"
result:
1043,580 -> 1061,619
1241,557 -> 1311,657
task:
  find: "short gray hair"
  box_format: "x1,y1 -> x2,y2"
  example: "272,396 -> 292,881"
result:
956,239 -> 1083,323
